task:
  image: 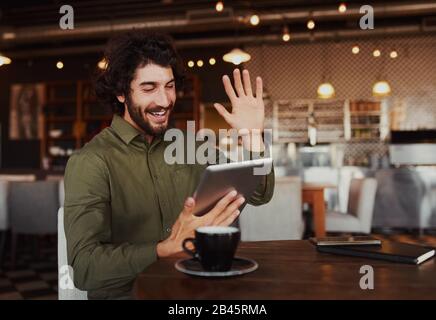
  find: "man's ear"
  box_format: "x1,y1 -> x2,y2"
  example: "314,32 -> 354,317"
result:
116,94 -> 125,104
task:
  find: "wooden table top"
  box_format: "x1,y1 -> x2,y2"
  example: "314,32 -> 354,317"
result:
133,240 -> 436,300
302,183 -> 337,191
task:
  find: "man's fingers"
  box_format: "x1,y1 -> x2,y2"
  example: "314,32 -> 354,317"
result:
233,68 -> 245,97
242,69 -> 253,96
212,196 -> 245,225
181,197 -> 195,218
213,103 -> 233,125
255,76 -> 263,101
208,190 -> 237,218
222,75 -> 237,101
218,210 -> 240,227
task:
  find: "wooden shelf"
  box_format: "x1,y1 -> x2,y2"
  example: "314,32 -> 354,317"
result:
46,116 -> 76,122
176,94 -> 195,99
46,98 -> 76,105
351,124 -> 380,129
348,138 -> 381,142
84,116 -> 112,121
350,111 -> 381,116
313,112 -> 344,118
47,135 -> 76,140
172,113 -> 195,119
277,111 -> 308,118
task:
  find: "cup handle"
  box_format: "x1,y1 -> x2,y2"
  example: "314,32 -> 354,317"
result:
182,238 -> 198,258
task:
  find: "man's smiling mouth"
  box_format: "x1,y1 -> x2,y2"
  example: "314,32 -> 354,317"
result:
146,108 -> 170,123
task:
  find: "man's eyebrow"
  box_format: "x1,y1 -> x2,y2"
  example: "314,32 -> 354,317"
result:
138,79 -> 175,86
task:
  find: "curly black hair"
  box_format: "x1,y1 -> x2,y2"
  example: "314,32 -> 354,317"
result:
94,30 -> 185,115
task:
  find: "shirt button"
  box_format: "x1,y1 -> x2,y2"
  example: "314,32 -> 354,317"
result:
166,227 -> 171,233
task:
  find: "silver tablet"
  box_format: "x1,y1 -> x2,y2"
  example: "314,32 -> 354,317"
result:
192,158 -> 273,216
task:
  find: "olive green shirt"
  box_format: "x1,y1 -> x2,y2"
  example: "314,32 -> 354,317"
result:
64,115 -> 275,299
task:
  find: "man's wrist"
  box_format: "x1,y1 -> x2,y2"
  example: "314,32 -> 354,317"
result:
156,240 -> 173,258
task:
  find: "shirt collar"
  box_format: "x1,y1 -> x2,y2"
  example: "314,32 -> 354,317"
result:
110,115 -> 142,145
110,114 -> 164,147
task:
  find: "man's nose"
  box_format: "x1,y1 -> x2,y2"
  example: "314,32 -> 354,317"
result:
155,88 -> 170,107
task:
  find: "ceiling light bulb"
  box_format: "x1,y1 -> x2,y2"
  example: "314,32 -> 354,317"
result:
373,49 -> 381,57
352,46 -> 360,54
197,60 -> 204,67
390,50 -> 398,59
209,58 -> 216,65
338,3 -> 347,13
0,53 -> 12,66
97,58 -> 107,70
187,60 -> 194,68
250,14 -> 260,26
307,19 -> 315,30
282,26 -> 290,42
56,61 -> 64,69
215,1 -> 224,12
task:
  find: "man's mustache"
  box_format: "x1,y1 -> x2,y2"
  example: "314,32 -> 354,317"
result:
146,103 -> 174,113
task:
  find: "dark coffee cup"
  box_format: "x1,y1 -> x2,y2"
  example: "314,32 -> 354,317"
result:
182,226 -> 240,272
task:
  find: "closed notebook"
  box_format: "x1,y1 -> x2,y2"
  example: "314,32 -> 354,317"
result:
316,241 -> 435,265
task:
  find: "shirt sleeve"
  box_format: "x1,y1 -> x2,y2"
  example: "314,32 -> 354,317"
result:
63,151 -> 157,293
242,149 -> 275,206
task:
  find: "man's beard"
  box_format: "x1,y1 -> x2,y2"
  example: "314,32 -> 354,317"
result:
125,95 -> 173,138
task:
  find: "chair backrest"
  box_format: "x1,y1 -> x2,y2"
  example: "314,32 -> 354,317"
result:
9,181 -> 59,234
45,177 -> 65,207
372,168 -> 426,229
0,180 -> 8,231
58,207 -> 88,300
239,176 -> 304,241
347,178 -> 378,233
0,175 -> 36,182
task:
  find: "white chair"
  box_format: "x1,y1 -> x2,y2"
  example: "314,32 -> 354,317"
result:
0,175 -> 36,265
46,176 -> 65,207
239,176 -> 304,241
326,178 -> 378,234
58,207 -> 88,300
0,181 -> 8,265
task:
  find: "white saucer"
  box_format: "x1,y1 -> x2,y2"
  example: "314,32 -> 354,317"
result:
175,256 -> 258,277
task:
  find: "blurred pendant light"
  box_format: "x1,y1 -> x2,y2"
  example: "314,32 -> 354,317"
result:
317,82 -> 335,99
223,48 -> 251,65
317,46 -> 335,99
372,47 -> 392,97
97,58 -> 108,70
338,2 -> 347,13
0,52 -> 12,66
282,25 -> 291,42
215,1 -> 224,12
372,80 -> 391,97
249,14 -> 260,26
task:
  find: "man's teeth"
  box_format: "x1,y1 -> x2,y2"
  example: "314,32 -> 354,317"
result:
150,110 -> 166,116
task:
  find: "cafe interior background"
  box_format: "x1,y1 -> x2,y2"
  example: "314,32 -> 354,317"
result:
0,0 -> 436,299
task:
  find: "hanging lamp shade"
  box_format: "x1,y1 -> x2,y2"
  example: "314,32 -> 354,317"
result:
372,80 -> 391,97
317,82 -> 335,99
223,48 -> 251,65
